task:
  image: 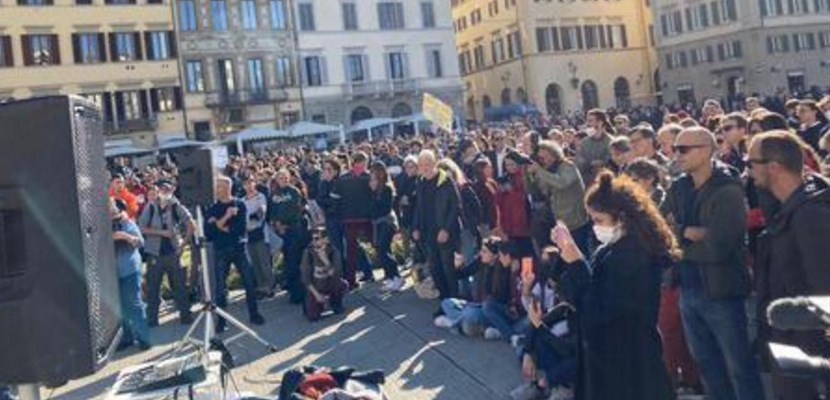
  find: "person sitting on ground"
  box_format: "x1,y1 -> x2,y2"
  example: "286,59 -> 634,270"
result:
300,227 -> 348,322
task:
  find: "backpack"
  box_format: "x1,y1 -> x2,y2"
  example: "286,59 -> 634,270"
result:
144,202 -> 182,229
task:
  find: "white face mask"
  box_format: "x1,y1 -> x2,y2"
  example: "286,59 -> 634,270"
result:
585,127 -> 597,137
159,193 -> 173,203
593,224 -> 623,245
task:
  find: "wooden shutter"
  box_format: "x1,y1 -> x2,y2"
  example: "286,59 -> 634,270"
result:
21,35 -> 32,66
144,32 -> 154,60
173,87 -> 183,110
133,32 -> 143,60
72,34 -> 82,64
620,25 -> 628,48
97,33 -> 107,62
139,90 -> 150,118
168,31 -> 178,58
149,88 -> 160,113
766,37 -> 774,54
49,34 -> 60,65
2,37 -> 13,67
114,92 -> 125,122
102,92 -> 113,122
109,33 -> 118,62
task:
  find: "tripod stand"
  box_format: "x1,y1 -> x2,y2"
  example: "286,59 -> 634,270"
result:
171,206 -> 277,356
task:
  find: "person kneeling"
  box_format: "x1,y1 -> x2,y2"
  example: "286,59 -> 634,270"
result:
301,227 -> 348,322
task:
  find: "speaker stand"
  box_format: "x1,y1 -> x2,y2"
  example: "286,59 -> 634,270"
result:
170,207 -> 277,357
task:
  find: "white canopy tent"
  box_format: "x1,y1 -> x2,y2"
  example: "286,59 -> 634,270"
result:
223,126 -> 289,154
155,138 -> 205,151
104,145 -> 153,158
288,121 -> 341,137
347,117 -> 397,141
395,113 -> 431,135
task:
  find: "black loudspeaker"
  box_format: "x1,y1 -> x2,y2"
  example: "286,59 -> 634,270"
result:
0,96 -> 121,384
176,147 -> 217,206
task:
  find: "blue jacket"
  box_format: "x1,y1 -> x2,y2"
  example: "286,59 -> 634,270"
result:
114,217 -> 144,278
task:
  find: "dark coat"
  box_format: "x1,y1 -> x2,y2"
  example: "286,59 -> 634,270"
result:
412,170 -> 461,245
560,235 -> 674,400
473,178 -> 499,229
756,175 -> 830,367
663,164 -> 750,299
331,171 -> 373,221
394,173 -> 418,229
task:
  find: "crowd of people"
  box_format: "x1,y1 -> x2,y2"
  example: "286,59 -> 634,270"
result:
101,92 -> 830,400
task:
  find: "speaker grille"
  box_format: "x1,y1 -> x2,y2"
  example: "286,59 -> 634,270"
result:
71,101 -> 113,355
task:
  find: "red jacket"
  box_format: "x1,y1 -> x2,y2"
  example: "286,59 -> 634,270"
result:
109,186 -> 139,220
496,171 -> 531,238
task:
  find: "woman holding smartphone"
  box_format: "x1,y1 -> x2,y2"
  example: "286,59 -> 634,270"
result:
541,170 -> 680,400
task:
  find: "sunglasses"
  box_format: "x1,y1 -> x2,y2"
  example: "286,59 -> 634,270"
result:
672,144 -> 709,154
746,158 -> 770,168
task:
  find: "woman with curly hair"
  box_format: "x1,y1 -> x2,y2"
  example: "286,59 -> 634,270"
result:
540,170 -> 680,400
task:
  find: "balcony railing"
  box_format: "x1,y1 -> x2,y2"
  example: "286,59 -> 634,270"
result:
104,117 -> 159,135
206,88 -> 291,107
341,78 -> 420,99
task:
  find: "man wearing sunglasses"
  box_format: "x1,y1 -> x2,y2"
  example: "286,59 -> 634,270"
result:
663,127 -> 765,400
749,131 -> 830,400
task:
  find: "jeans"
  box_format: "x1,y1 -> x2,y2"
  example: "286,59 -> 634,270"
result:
679,286 -> 765,400
119,272 -> 149,345
247,239 -> 273,293
214,245 -> 261,329
281,224 -> 307,303
440,298 -> 488,336
428,241 -> 458,300
374,221 -> 398,280
533,337 -> 577,388
482,300 -> 531,341
343,220 -> 373,286
145,253 -> 191,325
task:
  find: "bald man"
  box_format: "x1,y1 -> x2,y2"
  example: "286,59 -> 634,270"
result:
412,150 -> 462,300
663,127 -> 764,400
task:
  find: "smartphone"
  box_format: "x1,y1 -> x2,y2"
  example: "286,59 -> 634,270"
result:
521,257 -> 534,280
552,221 -> 569,244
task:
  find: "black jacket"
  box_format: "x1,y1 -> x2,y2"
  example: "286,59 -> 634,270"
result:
560,235 -> 674,400
798,121 -> 828,153
663,164 -> 750,299
756,175 -> 830,364
412,170 -> 461,245
331,171 -> 373,221
394,173 -> 418,229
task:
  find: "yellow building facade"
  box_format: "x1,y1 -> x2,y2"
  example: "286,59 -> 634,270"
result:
452,0 -> 659,121
0,0 -> 184,146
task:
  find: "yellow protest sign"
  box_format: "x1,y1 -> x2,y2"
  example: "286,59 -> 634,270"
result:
422,92 -> 454,133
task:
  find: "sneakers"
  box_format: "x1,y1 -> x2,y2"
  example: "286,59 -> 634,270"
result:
384,276 -> 405,292
250,313 -> 266,326
511,334 -> 527,350
548,387 -> 574,400
509,382 -> 541,400
484,327 -> 503,341
433,315 -> 453,329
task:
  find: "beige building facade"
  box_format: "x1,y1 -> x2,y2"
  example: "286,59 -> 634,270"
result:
654,0 -> 830,105
176,0 -> 303,140
294,0 -> 464,127
452,0 -> 659,121
0,0 -> 185,146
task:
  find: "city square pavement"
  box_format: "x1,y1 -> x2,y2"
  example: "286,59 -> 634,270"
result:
44,270 -> 525,400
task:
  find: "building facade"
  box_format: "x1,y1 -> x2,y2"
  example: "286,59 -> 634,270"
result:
176,0 -> 303,140
0,0 -> 185,146
452,0 -> 659,121
654,0 -> 830,105
293,0 -> 464,126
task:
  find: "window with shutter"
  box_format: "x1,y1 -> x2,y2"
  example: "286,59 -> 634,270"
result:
712,2 -> 721,23
0,37 -> 12,67
552,27 -> 561,51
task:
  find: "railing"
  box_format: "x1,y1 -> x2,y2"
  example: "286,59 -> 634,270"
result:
206,88 -> 290,107
104,117 -> 159,135
205,91 -> 243,107
342,78 -> 420,99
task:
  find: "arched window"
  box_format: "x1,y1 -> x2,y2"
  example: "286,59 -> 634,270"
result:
350,106 -> 374,124
545,84 -> 562,115
482,95 -> 492,109
391,102 -> 413,118
516,88 -> 528,104
500,88 -> 511,106
614,77 -> 631,108
581,80 -> 599,110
